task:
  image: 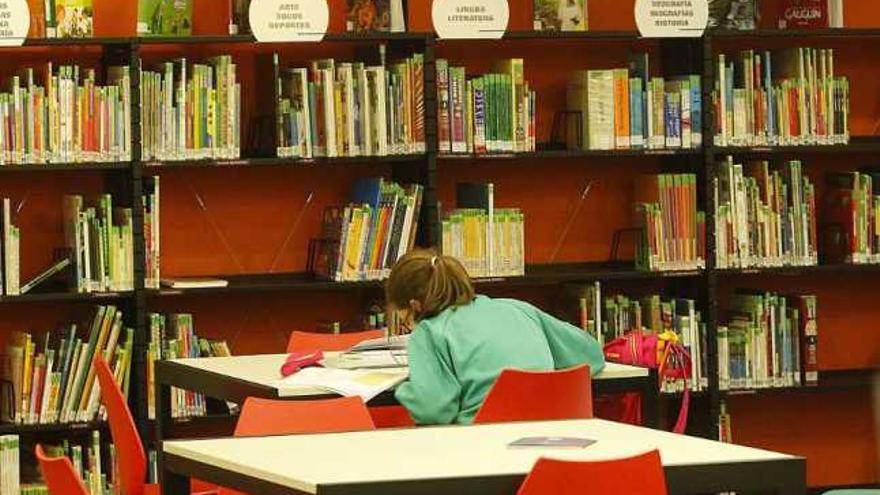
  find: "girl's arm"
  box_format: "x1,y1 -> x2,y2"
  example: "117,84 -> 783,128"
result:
394,324 -> 462,425
506,299 -> 606,375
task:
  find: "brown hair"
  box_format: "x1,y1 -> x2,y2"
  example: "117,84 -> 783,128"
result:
385,249 -> 475,320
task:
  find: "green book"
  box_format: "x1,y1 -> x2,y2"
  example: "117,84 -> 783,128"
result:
138,0 -> 192,36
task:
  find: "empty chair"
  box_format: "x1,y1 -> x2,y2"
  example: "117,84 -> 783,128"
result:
285,329 -> 385,353
35,444 -> 89,495
286,329 -> 414,428
517,450 -> 667,495
219,396 -> 376,495
474,365 -> 593,424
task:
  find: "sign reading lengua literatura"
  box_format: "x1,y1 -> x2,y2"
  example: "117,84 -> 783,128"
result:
432,0 -> 509,39
635,0 -> 708,38
250,0 -> 329,43
0,0 -> 30,47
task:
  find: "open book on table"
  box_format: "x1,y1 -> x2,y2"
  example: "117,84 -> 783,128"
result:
275,367 -> 408,401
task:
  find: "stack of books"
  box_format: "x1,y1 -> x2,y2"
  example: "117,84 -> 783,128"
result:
0,64 -> 131,165
570,283 -> 708,392
62,194 -> 135,293
714,158 -> 818,269
0,435 -> 20,495
313,177 -> 424,282
567,54 -> 702,151
718,292 -> 819,390
634,173 -> 706,272
140,56 -> 241,162
0,306 -> 134,425
713,48 -> 850,148
441,183 -> 525,278
146,313 -> 232,420
823,171 -> 880,264
437,59 -> 537,155
143,176 -> 161,290
275,53 -> 426,159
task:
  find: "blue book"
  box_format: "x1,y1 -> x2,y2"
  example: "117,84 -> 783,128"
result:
664,93 -> 682,148
629,78 -> 644,148
351,177 -> 384,209
689,75 -> 702,148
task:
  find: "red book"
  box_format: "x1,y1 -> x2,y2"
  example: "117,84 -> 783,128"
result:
797,295 -> 819,386
778,0 -> 829,29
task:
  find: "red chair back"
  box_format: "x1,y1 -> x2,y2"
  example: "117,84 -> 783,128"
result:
286,330 -> 385,353
35,444 -> 89,495
474,365 -> 593,424
95,357 -> 147,495
516,450 -> 667,495
234,396 -> 376,437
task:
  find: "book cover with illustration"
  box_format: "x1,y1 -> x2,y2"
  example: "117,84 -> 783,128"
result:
534,0 -> 588,31
347,0 -> 391,32
708,0 -> 758,30
230,0 -> 251,34
138,0 -> 192,36
55,0 -> 93,37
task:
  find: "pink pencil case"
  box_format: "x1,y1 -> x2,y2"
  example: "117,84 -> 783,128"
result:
280,350 -> 324,377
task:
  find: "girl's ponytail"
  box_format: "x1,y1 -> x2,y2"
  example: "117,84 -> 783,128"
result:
385,249 -> 475,321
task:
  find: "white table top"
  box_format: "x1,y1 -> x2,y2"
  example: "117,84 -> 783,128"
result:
164,419 -> 797,494
171,353 -> 649,397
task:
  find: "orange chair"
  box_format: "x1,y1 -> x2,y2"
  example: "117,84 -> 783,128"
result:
219,396 -> 376,495
286,329 -> 414,428
285,329 -> 385,353
35,444 -> 89,495
474,365 -> 593,424
95,358 -> 209,495
516,450 -> 668,495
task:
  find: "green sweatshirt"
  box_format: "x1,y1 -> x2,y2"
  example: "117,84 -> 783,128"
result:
395,295 -> 605,425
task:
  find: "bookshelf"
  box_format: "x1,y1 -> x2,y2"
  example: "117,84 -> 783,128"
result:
0,1 -> 878,491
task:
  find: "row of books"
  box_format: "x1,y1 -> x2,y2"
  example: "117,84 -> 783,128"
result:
570,283 -> 708,392
143,176 -> 161,289
714,158 -> 818,269
0,65 -> 131,165
314,178 -> 423,282
42,432 -> 115,495
0,435 -> 21,495
63,194 -> 135,293
275,52 -> 426,159
635,174 -> 706,272
713,48 -> 850,148
437,59 -> 537,155
146,313 -> 232,420
140,56 -> 241,162
718,292 -> 818,390
567,55 -> 702,151
0,305 -> 133,425
442,183 -> 525,278
824,171 -> 880,264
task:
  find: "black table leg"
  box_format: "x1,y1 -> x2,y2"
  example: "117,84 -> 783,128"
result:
642,369 -> 660,428
157,364 -> 181,494
161,465 -> 190,495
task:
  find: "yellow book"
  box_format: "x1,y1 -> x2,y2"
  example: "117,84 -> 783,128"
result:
15,333 -> 32,424
334,83 -> 344,156
76,308 -> 118,415
344,207 -> 364,280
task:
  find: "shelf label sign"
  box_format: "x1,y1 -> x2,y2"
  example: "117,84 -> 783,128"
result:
0,0 -> 30,47
635,0 -> 708,38
250,0 -> 328,43
432,0 -> 509,39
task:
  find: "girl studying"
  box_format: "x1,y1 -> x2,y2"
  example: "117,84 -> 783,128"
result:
387,250 -> 605,425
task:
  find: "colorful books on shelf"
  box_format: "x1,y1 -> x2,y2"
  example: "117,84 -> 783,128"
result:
146,313 -> 232,420
0,305 -> 134,425
714,158 -> 818,269
718,291 -> 819,390
32,431 -> 116,494
0,64 -> 131,165
436,59 -> 537,155
441,183 -> 525,278
570,284 -> 708,392
634,173 -> 706,272
137,0 -> 193,36
533,0 -> 588,31
822,171 -> 880,264
712,48 -> 850,148
566,54 -> 702,151
62,194 -> 135,293
140,56 -> 241,162
143,176 -> 161,290
275,52 -> 426,159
